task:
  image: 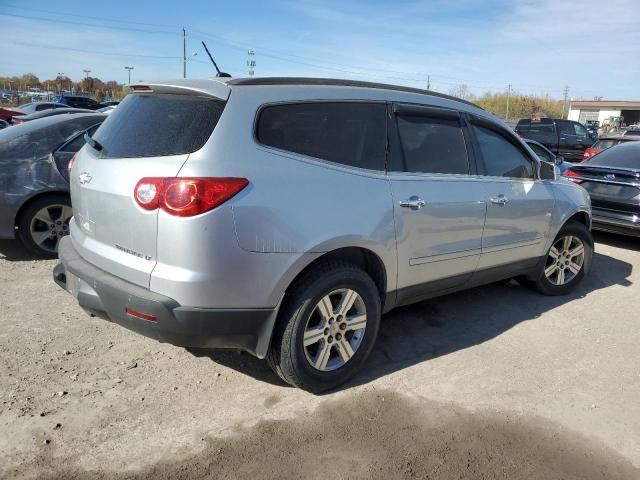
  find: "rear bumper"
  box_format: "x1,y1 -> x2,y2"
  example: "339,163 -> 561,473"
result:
53,237 -> 279,358
591,208 -> 640,237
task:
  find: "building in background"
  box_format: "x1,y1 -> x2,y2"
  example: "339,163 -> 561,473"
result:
568,100 -> 640,126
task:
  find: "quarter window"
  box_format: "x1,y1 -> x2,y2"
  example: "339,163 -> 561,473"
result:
256,102 -> 387,171
472,124 -> 535,179
394,114 -> 469,174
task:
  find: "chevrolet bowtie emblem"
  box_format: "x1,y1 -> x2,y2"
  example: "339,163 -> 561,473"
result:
78,172 -> 93,184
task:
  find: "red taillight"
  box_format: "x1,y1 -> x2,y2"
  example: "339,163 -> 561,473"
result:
562,169 -> 584,184
126,308 -> 157,321
134,177 -> 248,217
68,153 -> 78,178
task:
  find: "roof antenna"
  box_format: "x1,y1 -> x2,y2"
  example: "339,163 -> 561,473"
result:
201,41 -> 231,78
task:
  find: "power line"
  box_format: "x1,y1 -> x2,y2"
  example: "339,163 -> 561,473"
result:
7,40 -> 182,60
2,9 -> 585,98
0,12 -> 178,35
1,3 -> 179,29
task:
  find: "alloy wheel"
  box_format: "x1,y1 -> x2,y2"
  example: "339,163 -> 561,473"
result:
544,235 -> 585,286
303,288 -> 367,371
29,204 -> 73,253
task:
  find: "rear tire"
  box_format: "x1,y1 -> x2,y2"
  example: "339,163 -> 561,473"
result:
17,194 -> 72,259
267,261 -> 381,393
530,221 -> 593,295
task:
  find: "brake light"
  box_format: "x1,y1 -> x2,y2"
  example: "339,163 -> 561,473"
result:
134,177 -> 249,216
562,169 -> 584,184
68,153 -> 78,177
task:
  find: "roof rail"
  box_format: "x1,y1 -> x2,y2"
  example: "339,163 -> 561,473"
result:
227,77 -> 483,109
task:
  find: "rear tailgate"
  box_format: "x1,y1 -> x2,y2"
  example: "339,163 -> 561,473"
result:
70,83 -> 229,288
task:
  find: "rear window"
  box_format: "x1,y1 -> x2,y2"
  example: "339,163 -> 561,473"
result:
585,143 -> 640,169
256,102 -> 387,171
594,139 -> 618,149
91,94 -> 225,158
517,119 -> 555,134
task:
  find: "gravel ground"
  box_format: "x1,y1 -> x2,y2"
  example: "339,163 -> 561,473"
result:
0,232 -> 639,479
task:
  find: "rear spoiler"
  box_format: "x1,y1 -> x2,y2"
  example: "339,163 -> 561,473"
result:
125,78 -> 231,101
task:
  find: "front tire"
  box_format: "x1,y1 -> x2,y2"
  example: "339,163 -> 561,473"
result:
267,261 -> 381,393
531,221 -> 593,295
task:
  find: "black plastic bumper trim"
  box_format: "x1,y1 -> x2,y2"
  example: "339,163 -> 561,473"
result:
53,237 -> 279,358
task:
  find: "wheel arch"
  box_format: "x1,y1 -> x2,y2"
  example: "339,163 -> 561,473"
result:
14,190 -> 70,231
283,246 -> 389,310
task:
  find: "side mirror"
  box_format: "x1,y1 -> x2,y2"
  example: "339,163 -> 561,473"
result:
555,155 -> 564,166
539,161 -> 556,180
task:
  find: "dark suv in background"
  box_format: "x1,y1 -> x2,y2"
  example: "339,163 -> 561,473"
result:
53,95 -> 102,110
515,117 -> 595,162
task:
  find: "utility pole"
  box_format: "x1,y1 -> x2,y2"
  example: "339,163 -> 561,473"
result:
125,66 -> 134,85
427,75 -> 431,90
83,69 -> 91,80
183,28 -> 187,78
562,85 -> 569,119
247,50 -> 256,78
506,83 -> 512,121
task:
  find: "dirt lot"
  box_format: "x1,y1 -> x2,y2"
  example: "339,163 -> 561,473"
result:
1,232 -> 639,479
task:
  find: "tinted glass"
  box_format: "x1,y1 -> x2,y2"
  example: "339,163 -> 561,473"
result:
92,94 -> 225,158
594,139 -> 617,149
518,119 -> 555,134
574,123 -> 588,136
585,142 -> 640,169
257,102 -> 386,170
60,123 -> 101,153
61,131 -> 87,153
395,115 -> 468,174
528,142 -> 554,162
472,124 -> 535,178
558,120 -> 575,136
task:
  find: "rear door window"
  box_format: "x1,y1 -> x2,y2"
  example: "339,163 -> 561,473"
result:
392,112 -> 469,174
573,122 -> 588,136
256,102 -> 387,171
91,94 -> 225,157
557,120 -> 576,136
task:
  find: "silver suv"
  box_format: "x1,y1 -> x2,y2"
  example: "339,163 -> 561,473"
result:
53,78 -> 593,393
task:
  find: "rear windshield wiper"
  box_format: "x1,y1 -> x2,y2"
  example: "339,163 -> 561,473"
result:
84,132 -> 105,152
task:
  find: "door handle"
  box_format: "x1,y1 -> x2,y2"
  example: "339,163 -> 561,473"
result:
399,196 -> 426,210
490,195 -> 509,206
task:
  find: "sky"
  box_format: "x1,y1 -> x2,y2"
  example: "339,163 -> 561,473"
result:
1,0 -> 639,100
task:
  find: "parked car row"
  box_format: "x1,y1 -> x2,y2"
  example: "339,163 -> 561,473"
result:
518,119 -> 639,238
515,117 -> 596,162
0,97 -> 117,124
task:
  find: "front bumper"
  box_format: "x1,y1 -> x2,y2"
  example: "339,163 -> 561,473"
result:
53,237 -> 279,358
591,208 -> 640,237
